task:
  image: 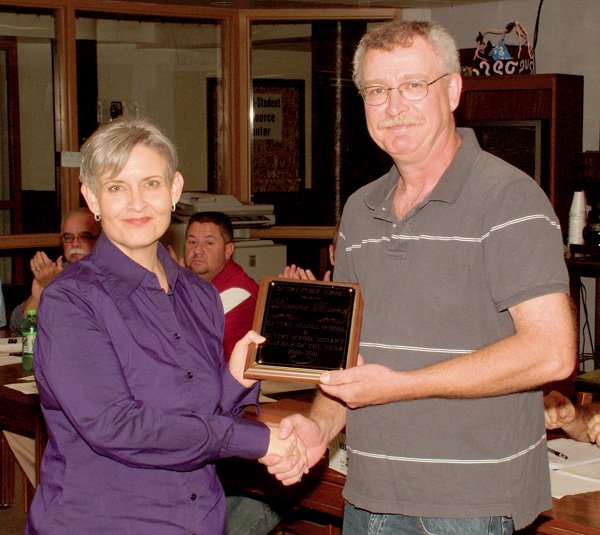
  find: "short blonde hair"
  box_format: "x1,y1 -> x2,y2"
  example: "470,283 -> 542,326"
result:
79,117 -> 178,193
352,20 -> 460,89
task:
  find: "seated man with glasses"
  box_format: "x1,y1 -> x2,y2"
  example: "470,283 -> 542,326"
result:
9,207 -> 100,335
4,207 -> 100,493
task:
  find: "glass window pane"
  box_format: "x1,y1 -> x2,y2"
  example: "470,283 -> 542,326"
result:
250,20 -> 392,227
0,9 -> 57,237
76,14 -> 222,193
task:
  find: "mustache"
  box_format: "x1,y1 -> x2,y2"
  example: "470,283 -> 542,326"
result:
67,247 -> 88,258
377,115 -> 425,130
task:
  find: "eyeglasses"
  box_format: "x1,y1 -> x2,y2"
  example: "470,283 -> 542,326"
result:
360,73 -> 449,106
61,232 -> 98,244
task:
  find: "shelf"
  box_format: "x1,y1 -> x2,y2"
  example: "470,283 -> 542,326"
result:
456,74 -> 584,242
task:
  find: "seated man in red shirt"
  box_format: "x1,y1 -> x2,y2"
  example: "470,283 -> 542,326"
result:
170,212 -> 280,534
179,211 -> 258,361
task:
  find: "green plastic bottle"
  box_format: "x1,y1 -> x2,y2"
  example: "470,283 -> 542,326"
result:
21,309 -> 38,372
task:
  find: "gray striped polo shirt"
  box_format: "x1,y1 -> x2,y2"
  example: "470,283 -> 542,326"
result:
334,128 -> 568,530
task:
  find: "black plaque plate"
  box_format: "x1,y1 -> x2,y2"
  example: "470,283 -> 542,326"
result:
244,277 -> 363,383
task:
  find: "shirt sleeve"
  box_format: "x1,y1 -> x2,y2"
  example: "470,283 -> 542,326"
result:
482,178 -> 569,311
220,368 -> 261,417
333,207 -> 358,284
35,281 -> 270,471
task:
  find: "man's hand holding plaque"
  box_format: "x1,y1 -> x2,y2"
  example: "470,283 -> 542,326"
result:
244,277 -> 363,383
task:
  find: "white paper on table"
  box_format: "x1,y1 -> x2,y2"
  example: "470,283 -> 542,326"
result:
0,356 -> 23,366
547,438 -> 600,498
18,375 -> 35,382
547,438 -> 600,469
0,336 -> 22,349
4,381 -> 38,395
550,469 -> 600,499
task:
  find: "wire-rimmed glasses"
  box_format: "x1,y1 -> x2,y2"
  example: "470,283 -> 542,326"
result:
360,73 -> 449,106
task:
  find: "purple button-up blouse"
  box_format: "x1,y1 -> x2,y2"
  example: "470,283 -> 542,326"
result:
26,233 -> 270,534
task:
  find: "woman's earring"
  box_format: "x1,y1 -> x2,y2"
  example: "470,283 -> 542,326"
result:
172,203 -> 176,213
94,213 -> 102,222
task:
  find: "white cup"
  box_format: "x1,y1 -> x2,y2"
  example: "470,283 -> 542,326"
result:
570,191 -> 587,216
568,214 -> 586,245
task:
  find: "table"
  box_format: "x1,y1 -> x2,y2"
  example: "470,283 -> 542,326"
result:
525,494 -> 600,534
0,362 -> 44,507
218,395 -> 600,535
3,372 -> 600,533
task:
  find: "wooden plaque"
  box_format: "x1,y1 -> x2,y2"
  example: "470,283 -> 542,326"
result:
244,277 -> 363,383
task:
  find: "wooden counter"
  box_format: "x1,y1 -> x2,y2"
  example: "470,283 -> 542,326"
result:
4,367 -> 600,533
219,395 -> 600,534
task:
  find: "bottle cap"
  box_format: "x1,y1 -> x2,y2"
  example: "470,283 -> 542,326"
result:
25,309 -> 37,317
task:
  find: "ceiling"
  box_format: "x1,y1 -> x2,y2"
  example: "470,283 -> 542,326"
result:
130,0 -> 496,10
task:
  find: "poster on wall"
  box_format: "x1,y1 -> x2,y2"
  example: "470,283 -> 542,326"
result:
206,78 -> 304,194
251,79 -> 304,193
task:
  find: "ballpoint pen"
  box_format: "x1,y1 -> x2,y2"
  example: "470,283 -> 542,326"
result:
548,447 -> 568,460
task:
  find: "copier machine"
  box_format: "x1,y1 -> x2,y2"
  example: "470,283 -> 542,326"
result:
162,192 -> 286,283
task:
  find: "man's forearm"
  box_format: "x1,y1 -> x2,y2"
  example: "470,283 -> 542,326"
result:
309,387 -> 347,444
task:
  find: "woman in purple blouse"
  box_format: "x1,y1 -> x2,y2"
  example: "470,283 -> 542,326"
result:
26,117 -> 306,534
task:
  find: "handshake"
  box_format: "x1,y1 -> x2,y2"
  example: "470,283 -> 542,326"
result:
230,330 -> 376,485
258,414 -> 330,486
229,330 -> 332,486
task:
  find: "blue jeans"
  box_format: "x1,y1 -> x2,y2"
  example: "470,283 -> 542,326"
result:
225,495 -> 282,535
343,502 -> 514,535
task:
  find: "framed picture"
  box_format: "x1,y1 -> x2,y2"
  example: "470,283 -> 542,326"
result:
245,277 -> 363,383
207,78 -> 305,193
251,79 -> 305,193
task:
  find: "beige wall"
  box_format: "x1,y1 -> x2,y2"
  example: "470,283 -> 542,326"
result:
18,41 -> 55,191
426,0 -> 599,152
9,2 -> 600,194
417,0 -> 599,367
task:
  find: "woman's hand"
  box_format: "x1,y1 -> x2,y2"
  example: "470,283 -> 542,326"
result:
261,413 -> 329,486
228,330 -> 266,388
259,424 -> 308,486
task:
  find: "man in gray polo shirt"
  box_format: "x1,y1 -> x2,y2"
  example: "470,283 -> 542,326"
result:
264,20 -> 576,534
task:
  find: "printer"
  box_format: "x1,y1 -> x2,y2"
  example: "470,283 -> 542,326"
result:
162,192 -> 286,283
174,192 -> 276,238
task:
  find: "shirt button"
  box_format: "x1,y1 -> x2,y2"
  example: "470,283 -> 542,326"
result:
173,332 -> 181,340
187,372 -> 194,379
190,493 -> 197,501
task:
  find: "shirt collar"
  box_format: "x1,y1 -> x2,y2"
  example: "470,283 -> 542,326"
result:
91,232 -> 179,298
211,259 -> 235,286
365,128 -> 478,215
